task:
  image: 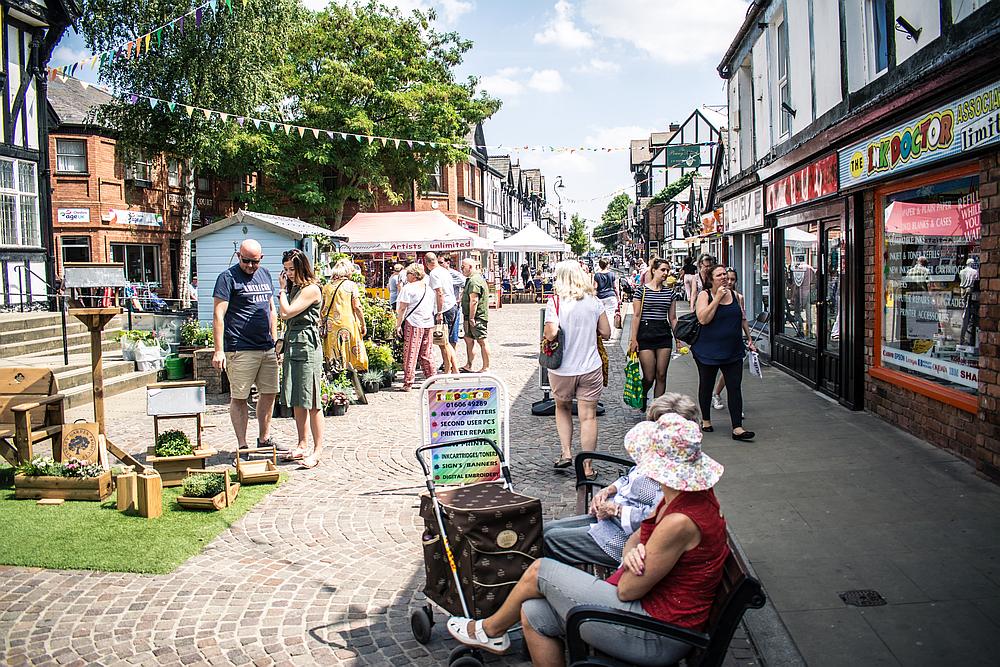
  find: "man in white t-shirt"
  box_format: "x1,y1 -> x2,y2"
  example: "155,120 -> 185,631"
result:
424,252 -> 459,375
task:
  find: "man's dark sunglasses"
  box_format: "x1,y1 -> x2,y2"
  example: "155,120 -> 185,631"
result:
240,256 -> 261,266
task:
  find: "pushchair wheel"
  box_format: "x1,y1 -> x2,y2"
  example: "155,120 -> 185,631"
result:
448,645 -> 485,666
410,605 -> 434,644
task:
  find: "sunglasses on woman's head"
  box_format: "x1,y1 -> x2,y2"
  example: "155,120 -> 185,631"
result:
282,250 -> 300,261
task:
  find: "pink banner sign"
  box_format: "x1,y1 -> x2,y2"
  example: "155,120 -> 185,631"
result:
766,153 -> 839,214
884,201 -> 981,241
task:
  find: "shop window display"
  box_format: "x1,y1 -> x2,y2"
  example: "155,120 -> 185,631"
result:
782,223 -> 819,342
879,175 -> 980,395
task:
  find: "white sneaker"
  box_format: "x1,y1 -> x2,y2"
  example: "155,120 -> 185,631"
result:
711,394 -> 724,410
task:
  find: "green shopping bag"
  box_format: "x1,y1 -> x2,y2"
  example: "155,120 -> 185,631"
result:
622,353 -> 645,409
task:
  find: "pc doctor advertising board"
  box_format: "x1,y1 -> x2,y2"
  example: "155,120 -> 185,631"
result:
423,381 -> 501,485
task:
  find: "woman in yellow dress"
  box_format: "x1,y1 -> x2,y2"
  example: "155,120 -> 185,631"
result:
321,258 -> 369,372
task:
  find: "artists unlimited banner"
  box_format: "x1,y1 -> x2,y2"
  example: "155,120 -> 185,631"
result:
425,385 -> 501,485
840,78 -> 1000,189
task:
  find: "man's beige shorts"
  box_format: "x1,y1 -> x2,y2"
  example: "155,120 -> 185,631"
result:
225,349 -> 279,399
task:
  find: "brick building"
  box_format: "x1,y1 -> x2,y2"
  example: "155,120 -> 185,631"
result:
717,0 -> 999,480
46,77 -> 243,300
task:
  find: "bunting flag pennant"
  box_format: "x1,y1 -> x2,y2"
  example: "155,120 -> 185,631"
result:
225,0 -> 233,12
406,140 -> 413,148
195,7 -> 203,27
155,28 -> 163,46
178,15 -> 185,33
149,98 -> 158,109
202,108 -> 213,120
311,128 -> 320,139
219,112 -> 229,122
283,124 -> 292,135
144,34 -> 151,51
168,101 -> 176,112
90,55 -> 99,69
210,0 -> 218,13
253,119 -> 262,129
327,131 -> 335,139
243,0 -> 247,7
236,116 -> 245,126
268,121 -> 277,131
128,94 -> 139,105
184,105 -> 195,117
393,139 -> 400,148
296,126 -> 305,137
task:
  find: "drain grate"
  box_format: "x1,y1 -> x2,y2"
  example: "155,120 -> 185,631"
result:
838,589 -> 887,607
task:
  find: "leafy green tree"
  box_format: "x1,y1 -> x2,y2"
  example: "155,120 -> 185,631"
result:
254,1 -> 501,226
80,0 -> 302,305
566,213 -> 590,256
592,192 -> 632,252
648,172 -> 695,206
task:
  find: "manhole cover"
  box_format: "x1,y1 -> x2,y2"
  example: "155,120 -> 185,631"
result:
838,589 -> 887,607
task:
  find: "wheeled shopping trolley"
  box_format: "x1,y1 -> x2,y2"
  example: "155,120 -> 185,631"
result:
411,374 -> 542,666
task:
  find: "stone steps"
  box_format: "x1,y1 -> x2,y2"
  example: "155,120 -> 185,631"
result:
62,367 -> 160,411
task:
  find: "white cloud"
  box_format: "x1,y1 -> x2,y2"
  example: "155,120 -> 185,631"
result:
582,0 -> 747,64
572,58 -> 620,75
534,0 -> 594,50
528,69 -> 567,93
584,124 -> 654,149
315,0 -> 472,25
52,44 -> 89,66
480,67 -> 567,97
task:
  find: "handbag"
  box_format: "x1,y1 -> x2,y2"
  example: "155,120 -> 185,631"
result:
597,334 -> 609,387
317,280 -> 344,339
613,305 -> 622,330
673,290 -> 711,345
432,322 -> 448,346
538,296 -> 564,369
622,353 -> 644,409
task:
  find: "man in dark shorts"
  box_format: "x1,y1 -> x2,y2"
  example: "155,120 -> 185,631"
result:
459,258 -> 491,372
212,239 -> 281,454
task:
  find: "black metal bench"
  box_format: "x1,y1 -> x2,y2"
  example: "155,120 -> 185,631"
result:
565,452 -> 765,667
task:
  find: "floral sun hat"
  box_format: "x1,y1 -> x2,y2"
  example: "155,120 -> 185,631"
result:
624,413 -> 723,491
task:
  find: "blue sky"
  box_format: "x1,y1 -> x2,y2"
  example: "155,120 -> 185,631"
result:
50,0 -> 749,225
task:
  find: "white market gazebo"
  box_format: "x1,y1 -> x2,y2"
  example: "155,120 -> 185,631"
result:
337,211 -> 493,252
493,224 -> 570,253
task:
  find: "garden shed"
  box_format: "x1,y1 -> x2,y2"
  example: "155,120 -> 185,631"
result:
185,210 -> 345,325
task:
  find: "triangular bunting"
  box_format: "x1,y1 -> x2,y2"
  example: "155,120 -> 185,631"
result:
184,105 -> 195,117
393,139 -> 400,148
296,126 -> 305,137
236,116 -> 245,126
225,0 -> 233,12
195,7 -> 203,27
253,119 -> 262,128
219,112 -> 229,122
283,124 -> 292,135
202,108 -> 213,120
128,94 -> 139,104
311,128 -> 320,139
168,101 -> 176,112
144,34 -> 151,51
155,28 -> 163,46
326,131 -> 335,139
269,121 -> 277,131
149,98 -> 158,109
178,15 -> 185,33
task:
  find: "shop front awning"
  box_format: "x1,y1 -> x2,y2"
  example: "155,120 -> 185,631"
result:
493,223 -> 570,252
337,211 -> 493,252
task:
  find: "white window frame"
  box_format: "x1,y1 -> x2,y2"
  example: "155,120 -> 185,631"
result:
55,138 -> 88,173
0,158 -> 39,247
775,14 -> 791,139
128,153 -> 152,183
425,163 -> 446,194
866,0 -> 889,78
167,158 -> 181,187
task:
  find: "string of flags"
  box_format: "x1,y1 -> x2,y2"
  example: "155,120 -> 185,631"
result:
48,0 -> 239,79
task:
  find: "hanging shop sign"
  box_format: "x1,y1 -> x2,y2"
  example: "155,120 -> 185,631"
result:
57,208 -> 90,223
110,209 -> 163,227
766,153 -> 839,214
701,208 -> 722,235
459,218 -> 480,234
841,78 -> 1000,189
722,187 -> 764,234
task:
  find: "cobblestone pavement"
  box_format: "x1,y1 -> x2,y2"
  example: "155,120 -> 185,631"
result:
0,304 -> 758,666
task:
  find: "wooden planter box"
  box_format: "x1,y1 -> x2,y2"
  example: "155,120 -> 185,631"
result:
14,470 -> 114,501
145,448 -> 216,487
236,460 -> 279,485
177,483 -> 240,511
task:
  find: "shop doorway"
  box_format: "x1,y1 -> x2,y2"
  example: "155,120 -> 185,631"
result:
773,207 -> 845,397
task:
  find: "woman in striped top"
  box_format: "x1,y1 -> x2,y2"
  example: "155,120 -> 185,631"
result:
628,257 -> 678,409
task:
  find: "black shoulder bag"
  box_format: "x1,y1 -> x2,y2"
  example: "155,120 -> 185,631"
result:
674,289 -> 711,345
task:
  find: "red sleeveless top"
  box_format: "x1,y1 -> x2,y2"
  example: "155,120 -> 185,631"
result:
605,489 -> 729,629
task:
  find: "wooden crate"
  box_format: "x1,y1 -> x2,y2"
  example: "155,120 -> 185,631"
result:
145,448 -> 216,487
14,470 -> 114,501
176,483 -> 240,511
236,460 -> 280,485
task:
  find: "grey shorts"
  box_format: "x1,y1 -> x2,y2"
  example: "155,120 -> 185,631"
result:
523,558 -> 691,665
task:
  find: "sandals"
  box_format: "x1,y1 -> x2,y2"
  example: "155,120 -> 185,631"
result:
584,470 -> 598,481
300,457 -> 320,469
281,449 -> 306,462
458,367 -> 473,373
446,617 -> 510,655
553,457 -> 572,469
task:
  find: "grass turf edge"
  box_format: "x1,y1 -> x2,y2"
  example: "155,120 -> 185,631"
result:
0,469 -> 285,574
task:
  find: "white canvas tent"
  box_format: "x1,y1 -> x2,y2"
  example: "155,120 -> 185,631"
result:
337,211 -> 492,252
493,224 -> 570,253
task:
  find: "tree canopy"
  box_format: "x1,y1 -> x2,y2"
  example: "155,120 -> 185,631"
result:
566,213 -> 590,256
248,1 -> 501,225
592,192 -> 632,252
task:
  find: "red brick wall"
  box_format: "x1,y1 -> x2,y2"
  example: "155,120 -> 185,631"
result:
863,152 -> 1000,482
49,131 -> 240,298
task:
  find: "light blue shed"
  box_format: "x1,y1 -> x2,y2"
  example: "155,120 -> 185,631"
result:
185,210 -> 345,325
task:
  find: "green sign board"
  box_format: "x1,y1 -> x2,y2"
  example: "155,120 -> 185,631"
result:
664,145 -> 702,168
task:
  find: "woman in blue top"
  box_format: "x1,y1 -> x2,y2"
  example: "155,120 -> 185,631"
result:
692,264 -> 757,441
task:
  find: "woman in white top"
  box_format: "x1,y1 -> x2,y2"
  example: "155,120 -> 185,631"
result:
394,263 -> 437,390
544,260 -> 612,480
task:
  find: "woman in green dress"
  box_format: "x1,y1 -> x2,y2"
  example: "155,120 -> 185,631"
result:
277,249 -> 324,469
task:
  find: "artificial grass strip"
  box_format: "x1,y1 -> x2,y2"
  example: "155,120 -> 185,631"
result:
0,472 -> 284,574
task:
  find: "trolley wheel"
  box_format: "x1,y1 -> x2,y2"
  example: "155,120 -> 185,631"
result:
411,606 -> 434,644
448,645 -> 485,667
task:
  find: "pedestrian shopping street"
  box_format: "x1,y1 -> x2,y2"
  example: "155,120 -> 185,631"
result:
3,303 -> 999,666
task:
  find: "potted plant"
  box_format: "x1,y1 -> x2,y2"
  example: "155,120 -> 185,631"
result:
328,391 -> 349,416
361,370 -> 383,395
14,456 -> 113,501
176,469 -> 240,511
145,429 -> 215,487
179,319 -> 214,354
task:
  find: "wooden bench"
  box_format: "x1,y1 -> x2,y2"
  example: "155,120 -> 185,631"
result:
0,368 -> 66,466
565,452 -> 766,667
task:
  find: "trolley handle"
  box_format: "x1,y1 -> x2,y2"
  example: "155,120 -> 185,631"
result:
415,437 -> 512,488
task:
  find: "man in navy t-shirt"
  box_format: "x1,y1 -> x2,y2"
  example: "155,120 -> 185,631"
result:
212,239 -> 281,454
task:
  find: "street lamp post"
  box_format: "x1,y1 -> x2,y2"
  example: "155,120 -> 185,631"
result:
554,176 -> 565,242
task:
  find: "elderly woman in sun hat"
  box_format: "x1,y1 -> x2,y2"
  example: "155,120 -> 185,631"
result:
446,399 -> 730,666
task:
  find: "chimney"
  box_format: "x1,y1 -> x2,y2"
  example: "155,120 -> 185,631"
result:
669,123 -> 680,133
